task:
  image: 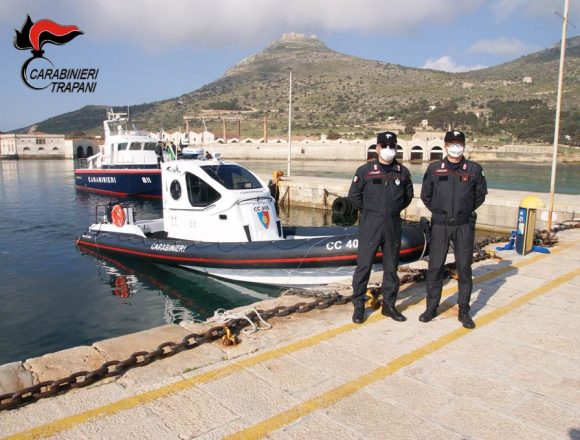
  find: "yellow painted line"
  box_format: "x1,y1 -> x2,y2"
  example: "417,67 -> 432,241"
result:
416,243 -> 569,307
225,265 -> 580,440
3,244 -> 570,440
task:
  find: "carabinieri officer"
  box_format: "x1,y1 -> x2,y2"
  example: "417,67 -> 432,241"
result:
420,130 -> 487,329
348,132 -> 414,324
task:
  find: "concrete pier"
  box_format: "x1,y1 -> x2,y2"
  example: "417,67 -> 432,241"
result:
1,229 -> 579,439
270,175 -> 580,232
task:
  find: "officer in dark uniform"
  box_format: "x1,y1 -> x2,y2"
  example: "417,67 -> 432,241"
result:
348,132 -> 414,324
420,130 -> 487,329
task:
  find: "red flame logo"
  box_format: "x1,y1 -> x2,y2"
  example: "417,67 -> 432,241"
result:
14,15 -> 84,90
14,15 -> 83,55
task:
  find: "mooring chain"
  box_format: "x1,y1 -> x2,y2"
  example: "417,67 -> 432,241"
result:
284,223 -> 579,298
2,223 -> 578,412
0,295 -> 350,412
537,221 -> 580,246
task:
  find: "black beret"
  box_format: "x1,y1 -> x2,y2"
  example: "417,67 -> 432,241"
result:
377,131 -> 397,146
444,130 -> 466,143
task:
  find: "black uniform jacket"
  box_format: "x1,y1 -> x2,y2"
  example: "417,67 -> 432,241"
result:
421,157 -> 487,222
348,159 -> 414,218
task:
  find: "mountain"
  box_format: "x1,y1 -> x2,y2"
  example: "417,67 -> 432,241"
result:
19,33 -> 580,142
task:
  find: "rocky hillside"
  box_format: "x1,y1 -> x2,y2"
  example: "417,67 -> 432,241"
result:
21,33 -> 580,142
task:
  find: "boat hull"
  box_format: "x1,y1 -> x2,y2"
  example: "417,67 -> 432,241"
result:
76,225 -> 428,287
74,168 -> 161,199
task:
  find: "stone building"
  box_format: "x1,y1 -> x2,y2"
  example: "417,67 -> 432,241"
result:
68,138 -> 102,159
0,133 -> 66,159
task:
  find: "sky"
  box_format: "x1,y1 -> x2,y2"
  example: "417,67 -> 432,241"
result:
1,0 -> 578,131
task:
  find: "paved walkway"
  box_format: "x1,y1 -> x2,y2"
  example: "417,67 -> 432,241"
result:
1,230 -> 579,440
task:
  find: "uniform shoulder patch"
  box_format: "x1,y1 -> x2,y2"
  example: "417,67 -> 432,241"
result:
353,175 -> 359,183
481,169 -> 485,177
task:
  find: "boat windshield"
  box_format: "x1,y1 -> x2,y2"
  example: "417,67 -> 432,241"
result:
202,164 -> 263,190
143,142 -> 157,151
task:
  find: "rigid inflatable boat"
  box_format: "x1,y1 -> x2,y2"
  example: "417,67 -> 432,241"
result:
76,158 -> 428,287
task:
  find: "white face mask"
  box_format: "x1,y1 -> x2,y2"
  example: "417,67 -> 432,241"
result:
379,147 -> 396,162
447,143 -> 464,158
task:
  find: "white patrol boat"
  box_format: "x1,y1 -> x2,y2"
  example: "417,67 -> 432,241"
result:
76,158 -> 428,287
74,109 -> 165,199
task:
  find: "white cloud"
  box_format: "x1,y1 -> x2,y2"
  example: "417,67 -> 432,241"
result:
422,55 -> 486,73
491,0 -> 580,22
467,37 -> 535,57
1,0 -> 484,50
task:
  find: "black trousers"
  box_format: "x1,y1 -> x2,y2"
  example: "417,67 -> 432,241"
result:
425,222 -> 475,313
352,215 -> 402,307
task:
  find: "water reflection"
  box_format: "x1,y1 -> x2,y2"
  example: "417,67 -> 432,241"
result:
78,246 -> 282,324
3,158 -> 570,364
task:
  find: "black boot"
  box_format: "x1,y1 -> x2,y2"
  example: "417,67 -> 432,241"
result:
381,303 -> 406,322
419,309 -> 437,323
352,304 -> 365,324
458,310 -> 475,329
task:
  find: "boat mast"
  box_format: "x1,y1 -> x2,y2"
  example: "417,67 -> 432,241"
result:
547,0 -> 570,232
287,68 -> 292,177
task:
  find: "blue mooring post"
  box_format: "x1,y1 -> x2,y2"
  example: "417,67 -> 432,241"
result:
503,195 -> 550,255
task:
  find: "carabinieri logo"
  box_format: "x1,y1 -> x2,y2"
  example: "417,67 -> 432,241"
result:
257,211 -> 270,229
14,15 -> 98,92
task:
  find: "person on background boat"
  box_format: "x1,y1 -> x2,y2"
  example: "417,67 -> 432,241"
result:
419,130 -> 487,329
155,141 -> 164,168
348,131 -> 414,324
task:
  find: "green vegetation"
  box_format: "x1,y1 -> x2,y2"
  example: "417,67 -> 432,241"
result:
206,98 -> 246,111
18,35 -> 580,145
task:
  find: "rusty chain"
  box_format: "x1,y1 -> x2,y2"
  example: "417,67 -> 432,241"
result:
2,222 -> 577,413
285,221 -> 580,297
0,295 -> 350,413
285,234 -> 511,299
395,223 -> 577,284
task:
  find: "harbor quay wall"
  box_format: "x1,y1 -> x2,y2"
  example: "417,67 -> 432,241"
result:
1,137 -> 578,161
1,228 -> 579,428
210,142 -> 580,163
266,174 -> 579,232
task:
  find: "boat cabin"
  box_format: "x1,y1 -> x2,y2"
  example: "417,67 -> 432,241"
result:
162,159 -> 282,243
86,110 -> 160,169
